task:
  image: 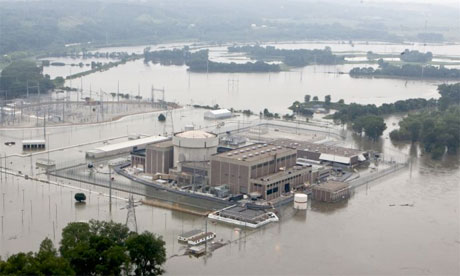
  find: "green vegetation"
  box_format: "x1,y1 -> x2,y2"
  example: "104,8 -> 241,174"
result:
228,45 -> 344,67
0,60 -> 54,99
0,238 -> 74,275
145,48 -> 280,73
350,59 -> 460,79
390,83 -> 460,159
158,114 -> 166,122
74,193 -> 86,202
262,108 -> 280,119
399,49 -> 433,63
0,220 -> 166,275
351,115 -> 387,140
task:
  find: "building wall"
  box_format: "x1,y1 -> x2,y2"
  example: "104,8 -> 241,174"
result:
131,155 -> 145,171
145,146 -> 173,175
297,150 -> 321,161
210,151 -> 298,195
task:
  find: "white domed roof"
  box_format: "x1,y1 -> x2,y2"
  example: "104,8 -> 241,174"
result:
175,130 -> 216,139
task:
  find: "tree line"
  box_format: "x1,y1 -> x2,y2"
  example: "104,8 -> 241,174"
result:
0,60 -> 55,99
390,83 -> 460,159
0,220 -> 166,275
350,59 -> 460,79
144,47 -> 280,73
228,45 -> 344,67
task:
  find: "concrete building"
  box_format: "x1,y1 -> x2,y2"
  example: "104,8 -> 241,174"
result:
86,136 -> 169,159
172,130 -> 218,170
145,140 -> 174,175
271,139 -> 368,167
204,109 -> 232,120
311,181 -> 350,202
210,143 -> 310,198
131,149 -> 146,171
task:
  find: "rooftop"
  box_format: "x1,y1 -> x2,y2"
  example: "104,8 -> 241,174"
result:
149,140 -> 173,148
214,143 -> 294,162
88,136 -> 169,153
271,139 -> 365,157
205,109 -> 231,115
312,181 -> 350,192
175,130 -> 217,139
178,229 -> 203,239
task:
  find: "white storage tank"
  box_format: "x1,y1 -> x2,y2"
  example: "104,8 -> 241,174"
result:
294,193 -> 308,210
172,130 -> 218,169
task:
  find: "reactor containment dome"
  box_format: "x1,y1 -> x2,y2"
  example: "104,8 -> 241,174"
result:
172,130 -> 218,169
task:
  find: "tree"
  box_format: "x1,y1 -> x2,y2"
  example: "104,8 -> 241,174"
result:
0,239 -> 74,275
324,95 -> 331,106
158,114 -> 166,122
338,99 -> 344,104
304,94 -> 311,103
0,60 -> 55,99
312,96 -> 318,101
74,193 -> 86,202
126,232 -> 166,276
361,115 -> 386,140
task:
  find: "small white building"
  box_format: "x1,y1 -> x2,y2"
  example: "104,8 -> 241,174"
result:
204,109 -> 232,120
22,140 -> 46,150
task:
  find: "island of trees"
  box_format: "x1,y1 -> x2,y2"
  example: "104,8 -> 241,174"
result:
0,220 -> 166,275
399,49 -> 433,63
228,45 -> 344,67
350,59 -> 460,79
288,83 -> 460,159
144,47 -> 281,73
390,83 -> 460,159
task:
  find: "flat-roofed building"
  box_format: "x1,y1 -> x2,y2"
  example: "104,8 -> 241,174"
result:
271,139 -> 368,167
145,140 -> 174,175
311,180 -> 350,202
250,166 -> 311,200
210,143 -> 301,195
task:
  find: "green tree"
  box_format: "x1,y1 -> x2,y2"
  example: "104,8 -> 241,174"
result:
304,94 -> 311,103
0,238 -> 74,275
324,95 -> 331,106
362,115 -> 386,140
0,60 -> 55,98
126,232 -> 166,276
312,96 -> 318,101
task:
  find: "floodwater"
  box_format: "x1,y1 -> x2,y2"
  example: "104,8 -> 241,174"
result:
42,41 -> 459,114
1,41 -> 459,275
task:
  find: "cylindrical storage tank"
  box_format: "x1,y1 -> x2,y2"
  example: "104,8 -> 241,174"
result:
172,130 -> 218,169
294,193 -> 308,210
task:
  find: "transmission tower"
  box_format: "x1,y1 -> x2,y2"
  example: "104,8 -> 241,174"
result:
125,194 -> 138,233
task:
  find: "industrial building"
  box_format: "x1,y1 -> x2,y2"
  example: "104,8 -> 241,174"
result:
145,140 -> 174,174
271,139 -> 368,167
311,180 -> 351,202
22,140 -> 46,150
172,130 -> 218,170
210,143 -> 311,199
204,109 -> 232,120
86,136 -> 169,159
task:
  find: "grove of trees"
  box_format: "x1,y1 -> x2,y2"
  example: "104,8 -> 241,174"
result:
228,45 -> 344,67
0,60 -> 55,99
390,83 -> 460,159
349,59 -> 460,79
0,220 -> 166,275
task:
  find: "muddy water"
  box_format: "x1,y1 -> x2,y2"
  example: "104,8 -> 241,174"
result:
2,41 -> 460,274
42,41 -> 459,114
